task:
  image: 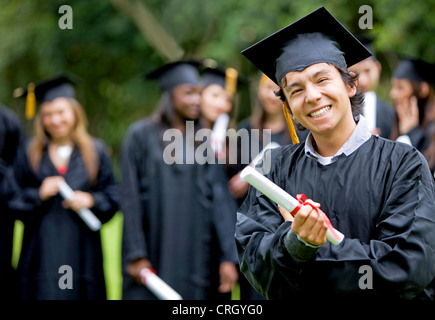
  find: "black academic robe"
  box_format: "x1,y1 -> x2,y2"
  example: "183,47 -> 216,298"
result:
0,105 -> 26,300
405,122 -> 435,155
120,118 -> 237,300
0,160 -> 18,300
0,105 -> 26,165
236,135 -> 435,300
375,97 -> 396,139
12,139 -> 118,300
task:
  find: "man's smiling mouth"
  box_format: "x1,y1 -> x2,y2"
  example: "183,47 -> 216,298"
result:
309,106 -> 331,118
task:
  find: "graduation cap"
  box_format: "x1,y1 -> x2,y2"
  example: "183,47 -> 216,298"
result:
14,72 -> 81,120
393,59 -> 435,84
241,6 -> 372,86
357,35 -> 377,60
200,59 -> 244,95
145,60 -> 201,92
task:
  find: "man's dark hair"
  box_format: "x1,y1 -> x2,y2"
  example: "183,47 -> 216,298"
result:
274,64 -> 364,131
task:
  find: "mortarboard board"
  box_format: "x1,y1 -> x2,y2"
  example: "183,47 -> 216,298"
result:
357,35 -> 377,60
145,60 -> 201,92
241,7 -> 371,86
393,59 -> 435,84
14,72 -> 81,119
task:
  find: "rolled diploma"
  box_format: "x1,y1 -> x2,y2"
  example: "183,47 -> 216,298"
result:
58,180 -> 102,232
140,268 -> 183,300
240,166 -> 344,245
211,113 -> 230,155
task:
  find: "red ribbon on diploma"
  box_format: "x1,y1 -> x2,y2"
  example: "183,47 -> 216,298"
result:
140,268 -> 157,286
290,194 -> 341,242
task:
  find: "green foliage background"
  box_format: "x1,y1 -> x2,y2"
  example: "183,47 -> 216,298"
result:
3,0 -> 435,300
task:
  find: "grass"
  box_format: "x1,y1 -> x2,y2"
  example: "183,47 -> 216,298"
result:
100,212 -> 123,300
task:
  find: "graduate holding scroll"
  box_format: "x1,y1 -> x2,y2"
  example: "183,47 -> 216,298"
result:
235,7 -> 435,300
120,61 -> 238,300
12,74 -> 118,299
199,62 -> 240,299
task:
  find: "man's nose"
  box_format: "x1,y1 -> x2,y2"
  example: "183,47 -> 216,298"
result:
304,83 -> 322,104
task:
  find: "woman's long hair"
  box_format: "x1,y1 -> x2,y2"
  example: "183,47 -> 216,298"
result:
250,76 -> 290,143
28,98 -> 99,185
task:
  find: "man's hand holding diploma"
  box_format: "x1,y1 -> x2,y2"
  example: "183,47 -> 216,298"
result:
240,166 -> 344,245
278,202 -> 327,247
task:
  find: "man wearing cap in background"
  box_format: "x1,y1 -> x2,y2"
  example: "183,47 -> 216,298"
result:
235,7 -> 435,300
348,37 -> 396,139
120,61 -> 238,299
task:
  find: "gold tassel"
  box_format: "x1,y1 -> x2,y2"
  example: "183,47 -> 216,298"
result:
259,73 -> 269,86
282,102 -> 299,144
25,82 -> 36,120
225,67 -> 238,95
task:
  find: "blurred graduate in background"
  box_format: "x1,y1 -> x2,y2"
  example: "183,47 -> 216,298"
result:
348,37 -> 396,138
120,60 -> 238,300
12,73 -> 119,299
390,58 -> 435,156
199,61 -> 241,299
0,101 -> 27,300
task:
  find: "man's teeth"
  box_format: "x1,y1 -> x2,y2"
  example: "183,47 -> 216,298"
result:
310,106 -> 331,118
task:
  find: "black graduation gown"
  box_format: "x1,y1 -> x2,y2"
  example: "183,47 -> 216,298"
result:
0,105 -> 26,300
375,97 -> 396,139
207,161 -> 239,300
120,118 -> 237,300
405,122 -> 435,154
236,135 -> 435,300
12,139 -> 118,300
0,105 -> 26,165
0,160 -> 18,300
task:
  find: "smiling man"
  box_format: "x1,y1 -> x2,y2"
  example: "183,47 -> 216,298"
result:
235,7 -> 435,300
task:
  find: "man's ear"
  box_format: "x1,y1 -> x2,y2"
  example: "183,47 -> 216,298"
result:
348,72 -> 358,98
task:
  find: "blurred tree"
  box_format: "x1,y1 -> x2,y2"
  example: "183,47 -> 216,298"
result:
110,0 -> 184,61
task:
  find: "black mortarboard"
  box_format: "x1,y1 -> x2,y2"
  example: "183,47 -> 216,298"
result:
357,35 -> 377,60
393,59 -> 435,84
241,7 -> 371,85
14,72 -> 81,119
145,60 -> 201,92
200,59 -> 244,95
201,67 -> 227,89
